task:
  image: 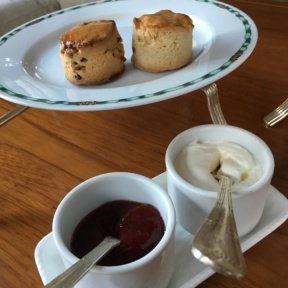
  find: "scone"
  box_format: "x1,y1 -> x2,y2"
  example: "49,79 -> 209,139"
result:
132,10 -> 193,72
60,20 -> 125,85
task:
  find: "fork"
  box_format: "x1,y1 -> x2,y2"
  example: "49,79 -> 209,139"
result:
202,83 -> 227,125
0,105 -> 29,127
263,98 -> 288,127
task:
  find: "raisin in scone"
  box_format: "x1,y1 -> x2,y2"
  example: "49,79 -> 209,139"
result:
132,10 -> 193,72
60,20 -> 125,85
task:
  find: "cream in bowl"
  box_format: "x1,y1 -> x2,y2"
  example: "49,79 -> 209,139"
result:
165,124 -> 274,237
53,172 -> 175,288
174,140 -> 262,192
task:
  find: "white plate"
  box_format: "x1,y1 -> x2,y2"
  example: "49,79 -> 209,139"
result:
35,172 -> 288,288
0,0 -> 257,111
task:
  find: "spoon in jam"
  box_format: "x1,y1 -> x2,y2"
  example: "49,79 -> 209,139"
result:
191,172 -> 247,278
44,236 -> 120,288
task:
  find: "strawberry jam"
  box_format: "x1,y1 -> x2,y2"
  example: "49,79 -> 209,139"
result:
70,200 -> 165,266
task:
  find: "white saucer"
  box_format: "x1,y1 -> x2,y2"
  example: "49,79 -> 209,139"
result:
35,172 -> 288,288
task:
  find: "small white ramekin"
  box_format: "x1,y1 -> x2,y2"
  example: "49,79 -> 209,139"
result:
53,172 -> 176,288
165,124 -> 274,237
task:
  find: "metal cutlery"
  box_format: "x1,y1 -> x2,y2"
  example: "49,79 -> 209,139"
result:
264,98 -> 288,126
0,105 -> 29,127
193,83 -> 246,278
202,83 -> 227,125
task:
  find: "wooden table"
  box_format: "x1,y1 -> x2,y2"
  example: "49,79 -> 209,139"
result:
0,0 -> 287,287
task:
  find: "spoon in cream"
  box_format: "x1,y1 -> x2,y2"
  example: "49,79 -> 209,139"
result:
191,172 -> 247,278
45,236 -> 120,288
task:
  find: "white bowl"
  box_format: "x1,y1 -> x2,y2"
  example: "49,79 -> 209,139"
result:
165,124 -> 274,237
52,172 -> 176,288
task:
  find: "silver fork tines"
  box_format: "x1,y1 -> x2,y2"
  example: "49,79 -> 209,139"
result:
264,98 -> 288,127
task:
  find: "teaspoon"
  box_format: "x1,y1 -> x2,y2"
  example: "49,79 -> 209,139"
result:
191,175 -> 247,278
45,236 -> 120,288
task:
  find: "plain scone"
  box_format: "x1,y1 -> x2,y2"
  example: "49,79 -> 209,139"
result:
60,20 -> 125,85
132,10 -> 194,72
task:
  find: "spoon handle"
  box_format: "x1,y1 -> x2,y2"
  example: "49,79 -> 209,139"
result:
45,236 -> 120,288
192,176 -> 246,278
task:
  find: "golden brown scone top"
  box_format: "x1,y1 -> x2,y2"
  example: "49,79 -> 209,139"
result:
133,10 -> 193,31
60,20 -> 117,46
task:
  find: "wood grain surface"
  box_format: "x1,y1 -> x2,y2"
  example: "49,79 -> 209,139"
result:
0,0 -> 287,287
